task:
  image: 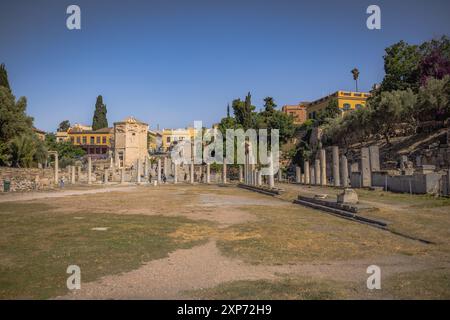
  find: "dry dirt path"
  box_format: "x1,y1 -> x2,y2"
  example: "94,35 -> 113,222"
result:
58,240 -> 431,300
0,184 -> 138,203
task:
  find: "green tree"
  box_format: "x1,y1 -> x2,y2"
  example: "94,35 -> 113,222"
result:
9,135 -> 36,167
0,63 -> 11,91
262,97 -> 277,114
417,75 -> 450,121
92,95 -> 108,130
232,93 -> 256,130
0,87 -> 33,143
372,89 -> 417,144
316,98 -> 341,124
58,120 -> 71,132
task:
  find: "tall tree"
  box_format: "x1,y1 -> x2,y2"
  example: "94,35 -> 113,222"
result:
58,120 -> 71,132
226,104 -> 230,118
0,87 -> 33,143
263,97 -> 277,114
381,41 -> 421,92
92,95 -> 108,130
351,68 -> 360,92
0,63 -> 11,91
232,92 -> 255,130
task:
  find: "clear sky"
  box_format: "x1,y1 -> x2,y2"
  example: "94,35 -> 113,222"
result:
1,0 -> 449,132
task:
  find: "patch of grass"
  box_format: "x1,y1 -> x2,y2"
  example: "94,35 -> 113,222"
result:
187,277 -> 350,300
217,205 -> 427,265
385,268 -> 450,300
0,202 -> 213,299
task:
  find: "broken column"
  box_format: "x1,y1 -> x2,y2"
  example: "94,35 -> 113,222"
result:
77,166 -> 81,182
310,165 -> 315,185
239,165 -> 243,183
157,158 -> 162,184
222,160 -> 227,184
332,146 -> 340,187
268,151 -> 275,188
304,160 -> 310,185
173,163 -> 178,184
88,156 -> 92,185
296,166 -> 301,183
206,163 -> 211,184
71,165 -> 76,184
104,168 -> 109,184
340,155 -> 349,188
144,157 -> 149,181
136,160 -> 141,184
190,163 -> 194,184
369,145 -> 380,172
54,153 -> 59,185
314,159 -> 320,185
320,149 -> 327,186
360,147 -> 371,187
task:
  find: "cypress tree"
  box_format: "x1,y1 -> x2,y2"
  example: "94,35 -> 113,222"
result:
92,95 -> 108,130
0,63 -> 11,91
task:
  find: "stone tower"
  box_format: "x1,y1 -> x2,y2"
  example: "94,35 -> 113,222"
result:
113,117 -> 148,168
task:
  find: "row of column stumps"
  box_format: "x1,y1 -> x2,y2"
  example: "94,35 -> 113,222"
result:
294,145 -> 379,188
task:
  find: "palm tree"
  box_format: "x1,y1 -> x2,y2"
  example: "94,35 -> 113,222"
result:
351,68 -> 360,92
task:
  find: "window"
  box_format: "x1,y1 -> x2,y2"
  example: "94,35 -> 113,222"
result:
76,137 -> 81,144
70,137 -> 74,143
355,104 -> 363,110
166,137 -> 171,143
82,136 -> 87,144
90,136 -> 95,144
96,136 -> 100,144
343,103 -> 351,111
102,136 -> 106,144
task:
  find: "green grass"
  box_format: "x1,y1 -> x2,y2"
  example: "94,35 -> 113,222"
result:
385,268 -> 450,300
0,202 -> 212,299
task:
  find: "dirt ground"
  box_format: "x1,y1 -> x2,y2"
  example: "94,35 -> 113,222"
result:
1,183 -> 450,299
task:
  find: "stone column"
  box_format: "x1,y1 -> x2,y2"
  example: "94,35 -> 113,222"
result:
314,159 -> 320,185
77,166 -> 81,182
144,157 -> 149,181
163,157 -> 168,176
88,156 -> 92,185
54,154 -> 59,185
278,169 -> 282,182
361,147 -> 371,187
296,166 -> 301,183
206,163 -> 211,184
369,145 -> 380,172
121,167 -> 125,184
304,160 -> 310,185
257,170 -> 262,186
104,169 -> 109,184
190,163 -> 194,184
340,155 -> 349,188
173,163 -> 178,184
310,166 -> 315,185
320,149 -> 327,186
239,165 -> 243,183
268,151 -> 275,188
157,158 -> 162,184
332,146 -> 340,187
71,165 -> 76,184
136,160 -> 141,184
222,160 -> 227,184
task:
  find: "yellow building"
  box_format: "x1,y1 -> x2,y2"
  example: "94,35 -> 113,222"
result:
161,127 -> 196,152
307,91 -> 370,120
67,126 -> 114,156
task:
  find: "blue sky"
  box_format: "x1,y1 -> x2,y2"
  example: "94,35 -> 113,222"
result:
1,0 -> 449,132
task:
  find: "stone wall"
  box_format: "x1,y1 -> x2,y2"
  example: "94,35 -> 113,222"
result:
0,167 -> 66,192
